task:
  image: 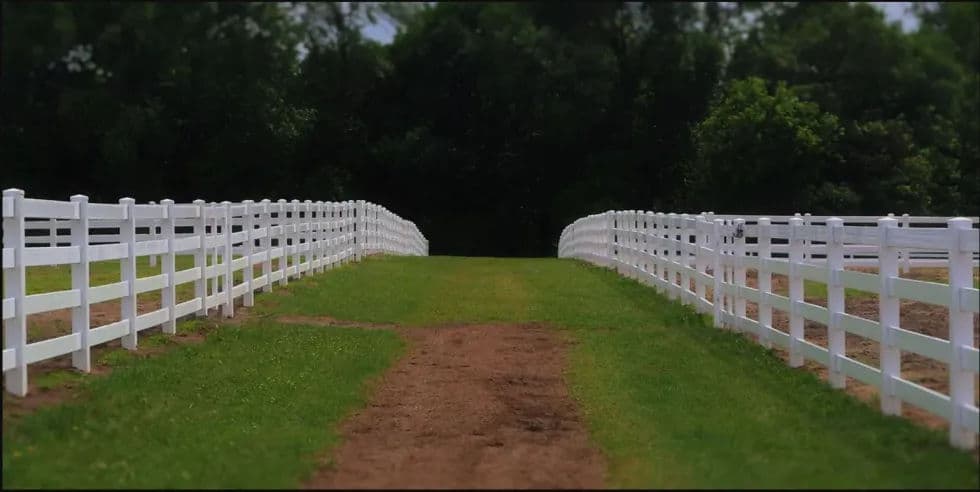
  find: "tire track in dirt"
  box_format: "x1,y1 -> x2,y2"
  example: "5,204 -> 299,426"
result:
302,323 -> 607,489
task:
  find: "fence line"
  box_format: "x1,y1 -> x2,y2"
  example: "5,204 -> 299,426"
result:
2,189 -> 428,397
558,210 -> 979,450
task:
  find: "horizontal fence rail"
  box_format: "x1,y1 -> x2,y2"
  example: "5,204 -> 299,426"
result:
558,210 -> 979,450
2,189 -> 428,397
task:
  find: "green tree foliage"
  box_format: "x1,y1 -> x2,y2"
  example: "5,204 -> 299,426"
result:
2,2 -> 976,255
690,77 -> 844,213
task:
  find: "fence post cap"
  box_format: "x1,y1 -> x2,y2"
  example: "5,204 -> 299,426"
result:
277,198 -> 287,203
261,198 -> 271,203
948,217 -> 972,228
192,199 -> 206,205
3,188 -> 25,196
69,194 -> 88,202
118,197 -> 135,204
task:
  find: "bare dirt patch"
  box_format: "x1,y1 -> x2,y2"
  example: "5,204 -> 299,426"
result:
275,315 -> 396,330
303,323 -> 607,489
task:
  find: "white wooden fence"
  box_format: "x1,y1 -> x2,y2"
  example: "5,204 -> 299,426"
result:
2,188 -> 428,397
558,210 -> 979,449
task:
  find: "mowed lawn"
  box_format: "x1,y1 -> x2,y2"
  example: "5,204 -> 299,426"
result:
3,255 -> 978,488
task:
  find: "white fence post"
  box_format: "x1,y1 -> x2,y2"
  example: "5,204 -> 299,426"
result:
877,216 -> 901,416
640,212 -> 649,283
69,194 -> 91,372
901,213 -> 911,274
260,199 -> 272,292
3,188 -> 28,396
605,211 -> 613,267
649,213 -> 660,289
680,214 -> 691,305
277,199 -> 289,286
48,217 -> 58,247
119,197 -> 138,351
661,212 -> 669,294
290,199 -> 300,278
314,200 -> 324,273
695,215 -> 707,311
148,200 -> 158,267
302,199 -> 312,276
609,210 -> 623,274
355,199 -> 365,261
733,218 -> 746,331
222,201 -> 234,318
826,217 -> 845,388
788,216 -> 804,367
668,213 -> 679,299
243,200 -> 255,307
208,202 -> 218,298
947,217 -> 976,449
711,218 -> 723,329
194,199 -> 208,317
161,199 -> 177,334
803,212 -> 812,261
758,217 -> 772,348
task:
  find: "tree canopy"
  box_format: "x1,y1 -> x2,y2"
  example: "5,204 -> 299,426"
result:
3,1 -> 977,256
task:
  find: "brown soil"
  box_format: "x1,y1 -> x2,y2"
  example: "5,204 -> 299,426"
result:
276,315 -> 396,330
302,323 -> 607,489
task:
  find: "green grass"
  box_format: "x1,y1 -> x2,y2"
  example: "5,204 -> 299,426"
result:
2,319 -> 403,489
257,256 -> 977,488
4,255 -> 977,488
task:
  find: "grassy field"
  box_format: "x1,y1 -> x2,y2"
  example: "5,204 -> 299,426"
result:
2,318 -> 402,488
3,255 -> 978,488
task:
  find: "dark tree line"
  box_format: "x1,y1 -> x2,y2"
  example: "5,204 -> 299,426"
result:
3,2 -> 977,256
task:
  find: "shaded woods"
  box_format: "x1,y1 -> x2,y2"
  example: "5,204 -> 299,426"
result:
2,2 -> 977,255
